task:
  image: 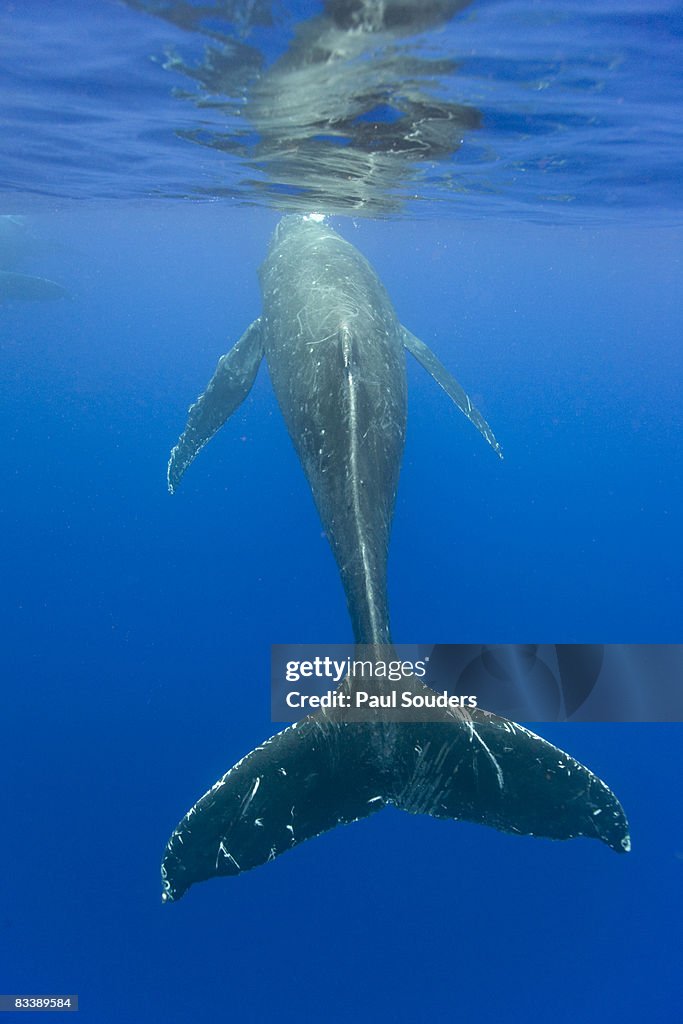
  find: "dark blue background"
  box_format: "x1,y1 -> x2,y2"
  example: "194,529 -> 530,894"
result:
1,205 -> 682,1021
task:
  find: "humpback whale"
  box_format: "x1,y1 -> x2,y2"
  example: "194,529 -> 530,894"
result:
0,215 -> 67,302
0,270 -> 67,302
162,216 -> 629,901
169,215 -> 501,641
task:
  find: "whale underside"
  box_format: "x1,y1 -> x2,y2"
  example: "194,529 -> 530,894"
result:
168,215 -> 501,644
163,216 -> 629,900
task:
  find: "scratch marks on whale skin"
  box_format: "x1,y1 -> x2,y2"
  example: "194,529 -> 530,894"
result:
239,775 -> 261,818
216,842 -> 241,872
466,719 -> 505,791
393,740 -> 452,816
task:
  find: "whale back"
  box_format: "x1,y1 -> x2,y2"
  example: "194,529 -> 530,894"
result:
260,217 -> 407,643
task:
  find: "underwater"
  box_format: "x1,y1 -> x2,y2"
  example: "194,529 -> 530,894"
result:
1,1 -> 682,1021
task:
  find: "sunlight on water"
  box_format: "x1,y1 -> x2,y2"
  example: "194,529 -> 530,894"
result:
1,0 -> 681,222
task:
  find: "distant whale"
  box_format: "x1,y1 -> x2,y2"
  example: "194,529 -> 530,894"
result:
0,270 -> 67,302
0,215 -> 67,302
162,216 -> 629,902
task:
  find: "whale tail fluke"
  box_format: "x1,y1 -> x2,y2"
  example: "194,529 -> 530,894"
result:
161,715 -> 387,902
161,706 -> 630,902
167,318 -> 263,494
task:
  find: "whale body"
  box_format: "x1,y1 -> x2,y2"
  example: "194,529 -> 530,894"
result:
169,215 -> 501,643
0,270 -> 67,302
162,216 -> 629,902
0,216 -> 68,302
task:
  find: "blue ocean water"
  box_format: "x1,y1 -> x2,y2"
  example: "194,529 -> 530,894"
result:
1,2 -> 682,1022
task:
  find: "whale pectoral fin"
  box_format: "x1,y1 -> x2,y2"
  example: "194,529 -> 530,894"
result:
402,327 -> 503,458
161,716 -> 386,902
391,712 -> 630,853
167,318 -> 264,493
